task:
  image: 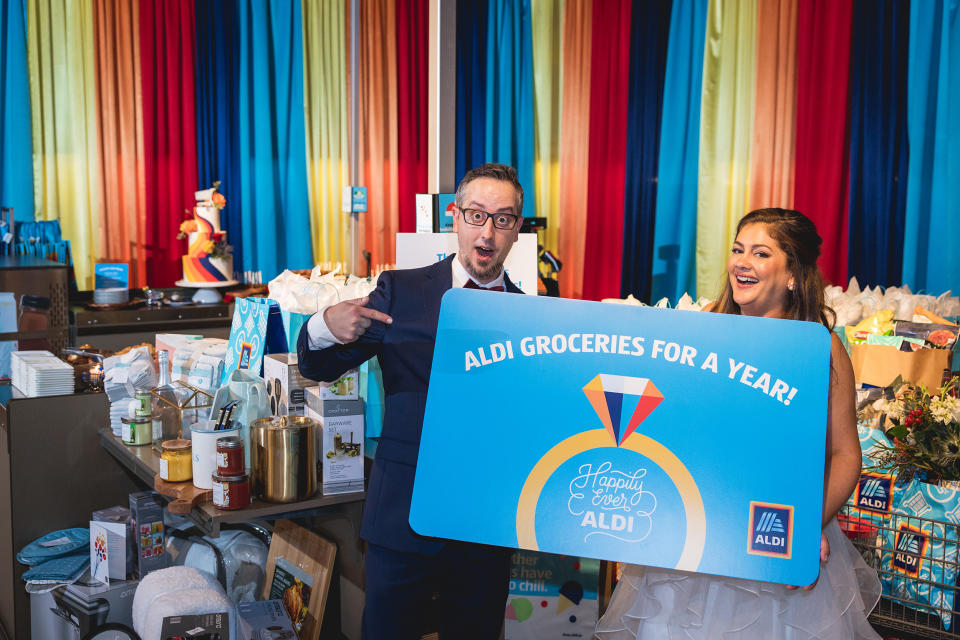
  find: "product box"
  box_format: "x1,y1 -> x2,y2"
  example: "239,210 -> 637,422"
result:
305,388 -> 364,494
313,368 -> 359,401
415,193 -> 456,233
128,491 -> 168,578
30,569 -> 138,640
237,600 -> 297,640
161,612 -> 231,640
264,353 -> 312,416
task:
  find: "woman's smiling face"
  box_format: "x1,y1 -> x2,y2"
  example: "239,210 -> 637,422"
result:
727,223 -> 793,319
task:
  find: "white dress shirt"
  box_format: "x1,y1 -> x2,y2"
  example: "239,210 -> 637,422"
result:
306,255 -> 505,350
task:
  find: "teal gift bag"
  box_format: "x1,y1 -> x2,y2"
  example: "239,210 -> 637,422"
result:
223,297 -> 288,385
280,308 -> 312,353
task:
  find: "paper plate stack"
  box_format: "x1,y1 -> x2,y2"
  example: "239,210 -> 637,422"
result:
93,287 -> 130,305
11,351 -> 75,397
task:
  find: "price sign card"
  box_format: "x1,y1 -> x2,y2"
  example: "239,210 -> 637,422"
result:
410,291 -> 832,586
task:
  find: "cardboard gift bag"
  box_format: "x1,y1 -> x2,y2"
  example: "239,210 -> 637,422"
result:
850,343 -> 952,389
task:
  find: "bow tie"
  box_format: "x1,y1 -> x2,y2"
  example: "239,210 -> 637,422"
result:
464,279 -> 505,292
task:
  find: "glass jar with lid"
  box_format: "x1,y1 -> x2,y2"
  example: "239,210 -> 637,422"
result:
159,439 -> 193,482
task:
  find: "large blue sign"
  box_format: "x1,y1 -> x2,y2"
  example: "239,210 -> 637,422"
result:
409,290 -> 833,586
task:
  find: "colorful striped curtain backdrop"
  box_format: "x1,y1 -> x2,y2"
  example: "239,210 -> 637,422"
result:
1,0 -> 956,299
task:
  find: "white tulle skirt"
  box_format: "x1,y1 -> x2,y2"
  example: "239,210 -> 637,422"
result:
595,519 -> 881,640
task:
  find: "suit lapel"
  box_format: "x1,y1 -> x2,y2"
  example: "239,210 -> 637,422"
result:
503,272 -> 523,294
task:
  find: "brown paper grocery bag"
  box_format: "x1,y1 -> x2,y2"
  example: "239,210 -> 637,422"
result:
850,344 -> 951,389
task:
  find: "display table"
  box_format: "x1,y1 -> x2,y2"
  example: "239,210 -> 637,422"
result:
99,430 -> 365,537
1,389 -> 142,640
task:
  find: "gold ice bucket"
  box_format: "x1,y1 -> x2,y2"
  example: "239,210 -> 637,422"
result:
250,416 -> 318,503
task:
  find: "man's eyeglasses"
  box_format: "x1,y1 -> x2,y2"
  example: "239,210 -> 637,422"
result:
459,208 -> 520,231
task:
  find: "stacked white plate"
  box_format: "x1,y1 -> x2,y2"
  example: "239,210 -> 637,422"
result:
11,351 -> 75,397
93,287 -> 129,305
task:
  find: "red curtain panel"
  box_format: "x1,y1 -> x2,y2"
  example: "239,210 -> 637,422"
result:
396,0 -> 428,234
794,0 -> 853,286
581,0 -> 632,301
139,0 -> 199,287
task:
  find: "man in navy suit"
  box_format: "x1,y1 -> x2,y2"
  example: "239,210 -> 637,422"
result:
298,163 -> 525,639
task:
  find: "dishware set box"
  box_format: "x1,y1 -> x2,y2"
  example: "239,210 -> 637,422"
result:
304,388 -> 364,494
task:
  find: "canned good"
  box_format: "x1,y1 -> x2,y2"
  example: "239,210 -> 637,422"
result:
211,472 -> 251,510
121,415 -> 152,446
159,439 -> 192,482
134,390 -> 153,417
216,437 -> 245,476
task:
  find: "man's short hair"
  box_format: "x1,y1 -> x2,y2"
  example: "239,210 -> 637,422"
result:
455,163 -> 524,217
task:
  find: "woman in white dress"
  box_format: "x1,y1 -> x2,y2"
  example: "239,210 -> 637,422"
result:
595,208 -> 881,639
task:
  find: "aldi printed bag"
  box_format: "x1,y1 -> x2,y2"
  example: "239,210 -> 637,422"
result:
223,297 -> 287,384
879,478 -> 960,630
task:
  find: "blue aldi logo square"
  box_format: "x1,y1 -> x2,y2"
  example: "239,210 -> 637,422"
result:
892,523 -> 927,577
748,502 -> 793,558
856,473 -> 893,513
238,342 -> 253,369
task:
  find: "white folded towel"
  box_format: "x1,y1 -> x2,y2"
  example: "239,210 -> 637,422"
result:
132,566 -> 237,640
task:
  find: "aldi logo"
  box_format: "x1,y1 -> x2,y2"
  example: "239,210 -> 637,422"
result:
893,523 -> 927,577
856,473 -> 893,513
748,502 -> 793,558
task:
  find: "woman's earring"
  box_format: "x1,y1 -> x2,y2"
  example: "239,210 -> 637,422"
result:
787,280 -> 795,291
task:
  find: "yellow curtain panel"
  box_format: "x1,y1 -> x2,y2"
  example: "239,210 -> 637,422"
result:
303,0 -> 350,266
28,0 -> 101,289
749,0 -> 797,211
93,0 -> 146,287
531,0 -> 564,257
696,0 -> 757,298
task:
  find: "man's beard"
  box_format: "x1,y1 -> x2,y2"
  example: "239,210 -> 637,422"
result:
465,255 -> 503,282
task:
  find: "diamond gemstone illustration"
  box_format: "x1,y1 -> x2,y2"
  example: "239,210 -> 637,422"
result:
583,374 -> 663,446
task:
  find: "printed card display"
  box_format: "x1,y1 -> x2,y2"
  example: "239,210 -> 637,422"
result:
94,263 -> 129,289
410,292 -> 832,586
89,521 -> 126,585
505,551 -> 599,640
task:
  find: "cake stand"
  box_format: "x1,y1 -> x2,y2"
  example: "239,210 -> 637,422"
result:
174,279 -> 240,303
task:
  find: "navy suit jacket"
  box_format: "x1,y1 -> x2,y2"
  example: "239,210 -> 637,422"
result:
297,254 -> 523,554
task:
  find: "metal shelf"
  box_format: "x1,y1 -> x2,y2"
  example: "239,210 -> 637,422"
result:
99,428 -> 364,537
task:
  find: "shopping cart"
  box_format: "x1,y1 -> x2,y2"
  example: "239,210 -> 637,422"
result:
841,503 -> 960,639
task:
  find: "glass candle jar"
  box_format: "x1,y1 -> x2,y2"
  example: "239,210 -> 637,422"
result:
121,416 -> 152,446
159,439 -> 193,482
134,390 -> 153,417
216,437 -> 245,476
211,473 -> 251,510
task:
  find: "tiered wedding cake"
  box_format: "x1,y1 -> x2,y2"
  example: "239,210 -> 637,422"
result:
180,183 -> 234,284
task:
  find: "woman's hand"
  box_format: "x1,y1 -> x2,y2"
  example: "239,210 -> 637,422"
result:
785,531 -> 830,591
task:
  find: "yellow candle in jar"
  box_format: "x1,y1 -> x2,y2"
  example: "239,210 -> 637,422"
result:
160,439 -> 193,482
